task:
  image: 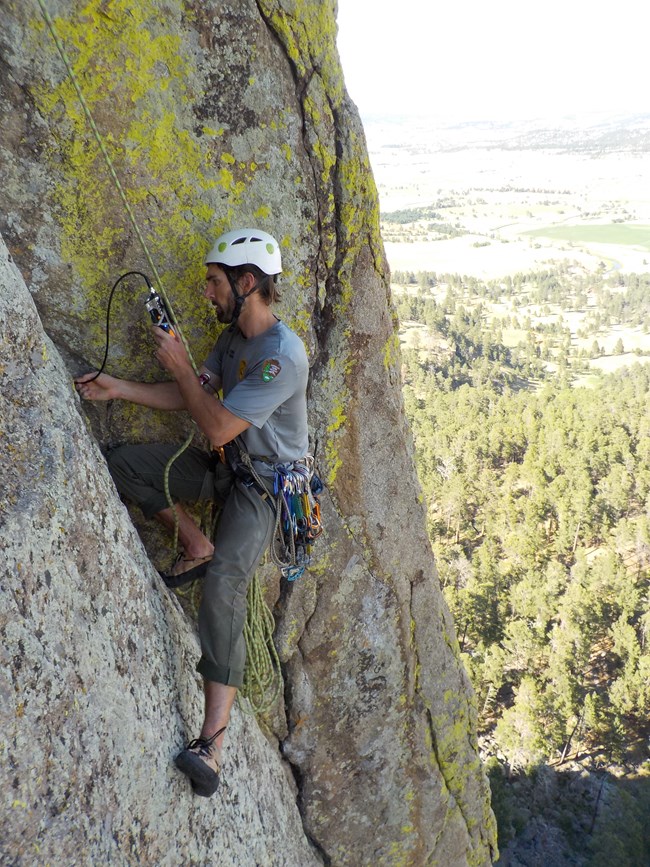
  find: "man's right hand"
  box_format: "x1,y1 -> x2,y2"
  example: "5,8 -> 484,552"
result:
74,371 -> 119,402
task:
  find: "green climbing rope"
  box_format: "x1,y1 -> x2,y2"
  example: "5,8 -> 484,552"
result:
37,0 -> 282,714
241,571 -> 283,714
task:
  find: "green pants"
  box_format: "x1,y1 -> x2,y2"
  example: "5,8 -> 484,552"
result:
108,444 -> 275,687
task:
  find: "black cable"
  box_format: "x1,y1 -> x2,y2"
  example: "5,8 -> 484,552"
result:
84,271 -> 153,382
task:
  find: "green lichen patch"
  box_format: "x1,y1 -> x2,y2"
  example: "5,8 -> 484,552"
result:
31,1 -> 222,351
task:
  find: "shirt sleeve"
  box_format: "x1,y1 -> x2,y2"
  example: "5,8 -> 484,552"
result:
203,333 -> 225,377
221,353 -> 300,428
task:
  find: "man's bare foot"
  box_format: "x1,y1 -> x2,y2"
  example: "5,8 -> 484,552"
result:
160,552 -> 212,588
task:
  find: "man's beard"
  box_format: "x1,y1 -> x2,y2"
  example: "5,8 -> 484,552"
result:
213,301 -> 234,324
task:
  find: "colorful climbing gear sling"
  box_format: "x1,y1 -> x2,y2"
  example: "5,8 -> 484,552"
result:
225,441 -> 324,582
272,459 -> 323,581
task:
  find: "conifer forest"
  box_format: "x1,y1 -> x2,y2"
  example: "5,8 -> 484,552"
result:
394,268 -> 650,863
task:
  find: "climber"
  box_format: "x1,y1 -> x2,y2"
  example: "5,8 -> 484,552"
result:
75,228 -> 309,797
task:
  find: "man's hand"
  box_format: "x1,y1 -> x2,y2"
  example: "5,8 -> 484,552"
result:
152,326 -> 193,379
74,371 -> 119,401
75,366 -> 185,410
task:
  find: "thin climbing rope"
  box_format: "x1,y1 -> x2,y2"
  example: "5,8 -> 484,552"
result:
35,0 -> 181,338
35,0 -> 197,551
37,0 -> 282,713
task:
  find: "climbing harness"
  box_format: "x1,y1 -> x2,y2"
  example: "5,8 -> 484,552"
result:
176,440 -> 326,717
231,446 -> 325,715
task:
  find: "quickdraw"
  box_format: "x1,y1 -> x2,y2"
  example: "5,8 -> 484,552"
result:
234,447 -> 324,581
271,457 -> 323,581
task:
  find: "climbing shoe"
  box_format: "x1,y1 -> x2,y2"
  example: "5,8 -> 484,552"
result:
174,728 -> 224,798
160,553 -> 212,589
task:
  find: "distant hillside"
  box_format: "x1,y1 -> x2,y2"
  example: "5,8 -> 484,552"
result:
363,111 -> 650,154
494,114 -> 650,154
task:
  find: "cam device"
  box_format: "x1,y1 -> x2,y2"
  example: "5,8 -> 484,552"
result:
145,287 -> 175,335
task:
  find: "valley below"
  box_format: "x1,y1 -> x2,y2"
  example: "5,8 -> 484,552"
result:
363,111 -> 650,865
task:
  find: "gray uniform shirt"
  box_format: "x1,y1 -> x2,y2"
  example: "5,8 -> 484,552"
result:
204,319 -> 309,473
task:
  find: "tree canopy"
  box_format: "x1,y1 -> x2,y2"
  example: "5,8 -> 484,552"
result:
396,270 -> 650,862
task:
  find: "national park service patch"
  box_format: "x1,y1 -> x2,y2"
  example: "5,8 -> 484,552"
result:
262,358 -> 281,382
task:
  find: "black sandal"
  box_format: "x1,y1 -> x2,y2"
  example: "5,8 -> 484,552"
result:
160,553 -> 212,588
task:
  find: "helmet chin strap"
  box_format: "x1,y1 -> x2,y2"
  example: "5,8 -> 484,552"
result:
226,272 -> 259,325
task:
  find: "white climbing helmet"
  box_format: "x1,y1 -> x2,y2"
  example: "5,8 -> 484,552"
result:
205,228 -> 282,276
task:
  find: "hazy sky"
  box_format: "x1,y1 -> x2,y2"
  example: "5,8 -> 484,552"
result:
336,0 -> 648,121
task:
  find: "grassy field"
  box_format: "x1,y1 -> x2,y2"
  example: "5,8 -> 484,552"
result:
371,116 -> 650,379
366,117 -> 650,278
524,224 -> 650,247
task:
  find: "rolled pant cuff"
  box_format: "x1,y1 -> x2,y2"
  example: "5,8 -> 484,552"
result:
197,655 -> 244,689
141,493 -> 174,520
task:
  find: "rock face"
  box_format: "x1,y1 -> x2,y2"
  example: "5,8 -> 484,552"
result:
0,2 -> 497,865
0,237 -> 320,865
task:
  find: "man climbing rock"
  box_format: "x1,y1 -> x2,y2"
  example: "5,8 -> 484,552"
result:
75,228 -> 309,797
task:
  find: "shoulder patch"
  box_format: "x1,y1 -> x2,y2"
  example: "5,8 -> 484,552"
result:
238,359 -> 247,380
262,358 -> 281,382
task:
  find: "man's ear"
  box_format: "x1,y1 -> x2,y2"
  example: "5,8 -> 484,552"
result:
238,270 -> 257,293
